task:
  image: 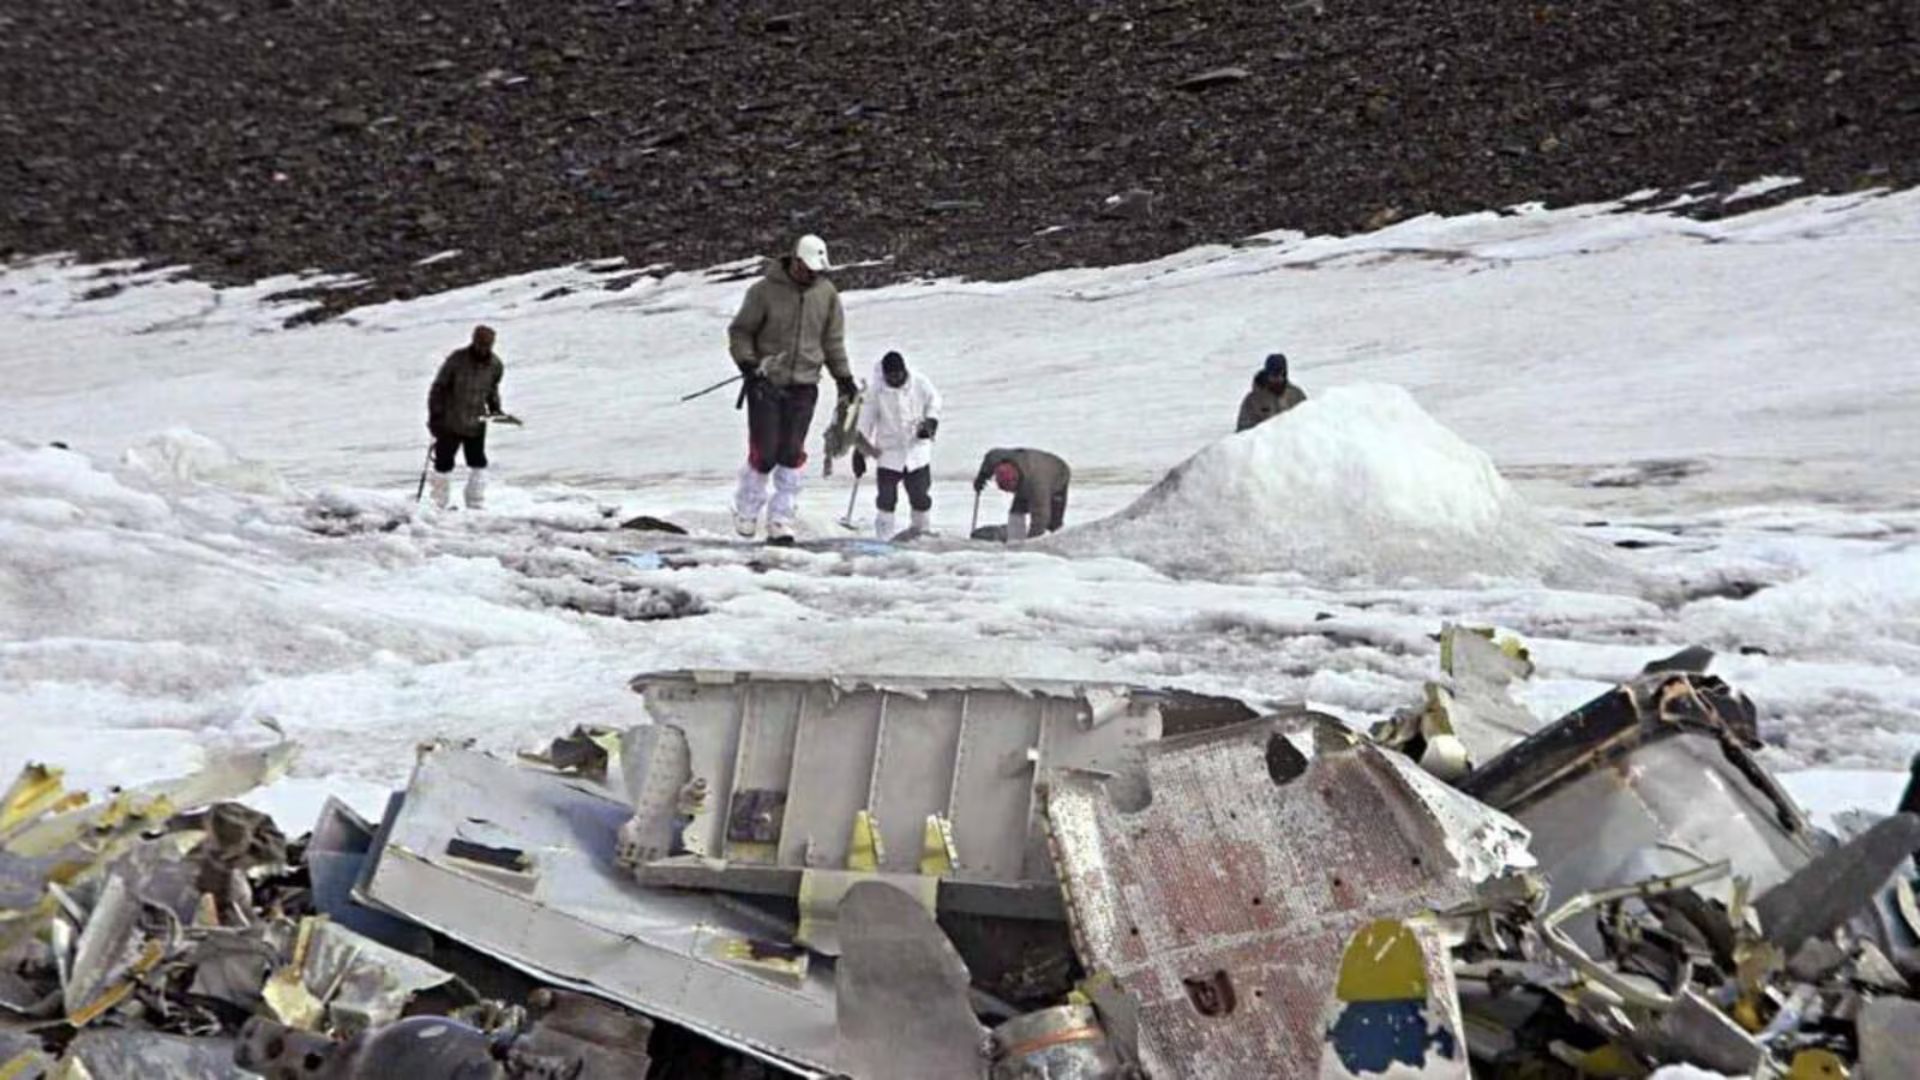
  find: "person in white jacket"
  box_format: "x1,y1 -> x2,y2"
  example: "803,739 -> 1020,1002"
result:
852,350 -> 942,538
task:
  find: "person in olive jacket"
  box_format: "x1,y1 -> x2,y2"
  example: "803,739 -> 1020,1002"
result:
425,324 -> 505,510
726,234 -> 857,543
1236,352 -> 1307,433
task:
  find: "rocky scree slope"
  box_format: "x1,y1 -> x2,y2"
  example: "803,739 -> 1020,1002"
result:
2,0 -> 1915,321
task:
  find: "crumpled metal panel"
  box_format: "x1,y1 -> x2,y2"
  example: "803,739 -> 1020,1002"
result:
1461,673 -> 1815,950
1045,720 -> 1527,1077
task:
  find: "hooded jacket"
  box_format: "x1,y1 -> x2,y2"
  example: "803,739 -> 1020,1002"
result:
727,257 -> 852,388
427,346 -> 504,438
856,360 -> 943,472
1235,375 -> 1306,432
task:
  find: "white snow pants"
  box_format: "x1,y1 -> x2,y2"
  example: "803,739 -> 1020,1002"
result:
767,465 -> 804,527
733,463 -> 805,526
733,463 -> 769,521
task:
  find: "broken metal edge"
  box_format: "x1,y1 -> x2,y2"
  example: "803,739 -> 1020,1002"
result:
1461,674 -> 1810,843
627,669 -> 1254,711
362,748 -> 847,1077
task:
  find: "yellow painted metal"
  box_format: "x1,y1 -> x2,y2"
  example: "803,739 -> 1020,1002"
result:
1333,918 -> 1427,1003
261,917 -> 325,1031
847,809 -> 884,872
0,764 -> 73,838
918,814 -> 956,876
66,939 -> 166,1027
712,936 -> 810,980
1569,1043 -> 1647,1078
1788,1048 -> 1848,1079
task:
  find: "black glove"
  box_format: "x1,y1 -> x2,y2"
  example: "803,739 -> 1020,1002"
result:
835,375 -> 858,400
972,474 -> 987,493
427,415 -> 447,439
916,418 -> 939,440
851,451 -> 867,478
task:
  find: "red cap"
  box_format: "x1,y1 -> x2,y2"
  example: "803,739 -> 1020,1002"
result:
993,462 -> 1020,492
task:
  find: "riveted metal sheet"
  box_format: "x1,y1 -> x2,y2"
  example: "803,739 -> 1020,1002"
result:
1046,720 -> 1524,1077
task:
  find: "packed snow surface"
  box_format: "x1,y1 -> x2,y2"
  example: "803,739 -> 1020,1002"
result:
2,187 -> 1918,830
1060,383 -> 1625,586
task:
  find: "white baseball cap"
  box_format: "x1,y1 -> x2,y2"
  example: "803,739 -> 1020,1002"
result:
794,234 -> 831,272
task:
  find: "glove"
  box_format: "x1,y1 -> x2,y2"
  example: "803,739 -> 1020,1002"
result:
916,418 -> 939,440
744,371 -> 775,402
972,474 -> 987,493
835,375 -> 858,401
427,415 -> 447,439
851,451 -> 867,478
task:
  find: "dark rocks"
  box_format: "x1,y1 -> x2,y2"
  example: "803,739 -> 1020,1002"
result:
1,1 -> 1915,321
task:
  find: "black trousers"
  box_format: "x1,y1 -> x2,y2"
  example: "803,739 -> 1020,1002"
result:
432,430 -> 488,472
875,466 -> 932,512
745,382 -> 819,472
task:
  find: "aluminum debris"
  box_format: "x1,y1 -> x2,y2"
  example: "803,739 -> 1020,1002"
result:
1462,671 -> 1817,948
3,660 -> 1917,1079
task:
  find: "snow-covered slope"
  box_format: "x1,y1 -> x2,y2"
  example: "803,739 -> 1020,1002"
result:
2,188 -> 1916,826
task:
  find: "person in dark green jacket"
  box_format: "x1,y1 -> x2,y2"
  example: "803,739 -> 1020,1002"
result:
425,325 -> 505,509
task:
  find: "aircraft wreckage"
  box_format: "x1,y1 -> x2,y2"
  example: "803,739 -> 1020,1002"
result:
4,633 -> 1919,1078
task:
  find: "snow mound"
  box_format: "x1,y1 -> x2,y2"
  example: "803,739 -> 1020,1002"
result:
1059,384 -> 1623,585
122,427 -> 291,497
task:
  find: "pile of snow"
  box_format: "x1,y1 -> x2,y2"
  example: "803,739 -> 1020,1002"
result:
1058,384 -> 1625,586
122,427 -> 292,497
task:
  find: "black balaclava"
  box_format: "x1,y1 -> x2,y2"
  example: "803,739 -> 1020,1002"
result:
881,350 -> 909,389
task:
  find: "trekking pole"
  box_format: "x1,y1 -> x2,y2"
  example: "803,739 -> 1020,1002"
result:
413,443 -> 432,502
679,373 -> 744,403
969,489 -> 982,535
837,474 -> 863,530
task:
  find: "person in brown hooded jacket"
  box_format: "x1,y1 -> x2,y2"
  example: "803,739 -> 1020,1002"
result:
1235,352 -> 1307,433
726,234 -> 856,542
425,324 -> 504,510
972,448 -> 1072,542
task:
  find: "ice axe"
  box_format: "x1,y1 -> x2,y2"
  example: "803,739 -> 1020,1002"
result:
837,473 -> 863,531
680,373 -> 744,403
413,443 -> 433,502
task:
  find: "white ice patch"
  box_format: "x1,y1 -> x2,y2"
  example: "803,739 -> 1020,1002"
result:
122,426 -> 293,497
1680,546 -> 1920,666
1059,384 -> 1627,587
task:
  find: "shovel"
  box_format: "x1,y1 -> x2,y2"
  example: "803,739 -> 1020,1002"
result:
837,473 -> 863,531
